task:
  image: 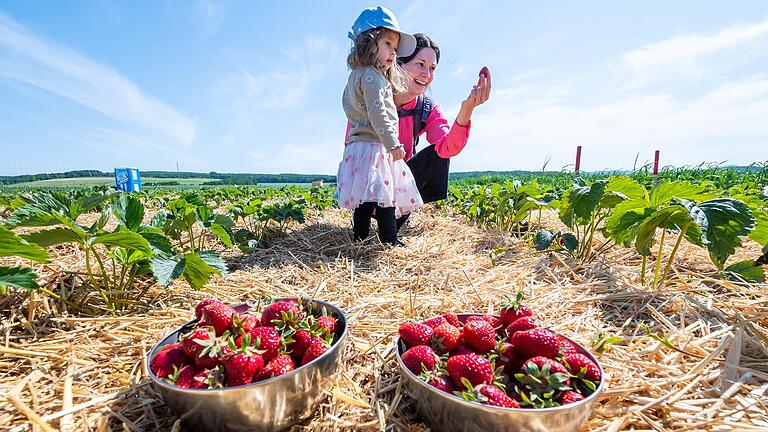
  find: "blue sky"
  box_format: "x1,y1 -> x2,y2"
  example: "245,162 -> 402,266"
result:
1,1 -> 767,176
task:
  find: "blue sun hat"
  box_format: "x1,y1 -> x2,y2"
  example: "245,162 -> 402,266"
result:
348,6 -> 416,57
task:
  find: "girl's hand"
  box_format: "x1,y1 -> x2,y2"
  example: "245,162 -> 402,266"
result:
456,68 -> 492,127
390,147 -> 405,161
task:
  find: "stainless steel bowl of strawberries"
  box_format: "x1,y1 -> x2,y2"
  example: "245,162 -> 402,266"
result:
395,292 -> 605,432
146,297 -> 347,432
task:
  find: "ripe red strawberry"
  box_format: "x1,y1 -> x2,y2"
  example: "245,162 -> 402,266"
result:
462,319 -> 497,354
496,341 -> 524,374
195,298 -> 223,319
464,315 -> 503,331
258,354 -> 296,380
520,357 -> 571,387
452,341 -> 474,356
479,66 -> 490,78
301,338 -> 330,365
557,336 -> 580,357
167,365 -> 197,388
446,353 -> 493,387
181,328 -> 213,359
150,343 -> 188,378
499,292 -> 533,326
261,300 -> 301,327
505,316 -> 536,337
511,328 -> 559,359
191,367 -> 224,389
558,390 -> 585,405
401,345 -> 437,375
225,352 -> 264,387
288,329 -> 314,358
443,313 -> 462,328
430,322 -> 461,353
422,315 -> 447,329
195,340 -> 233,369
563,353 -> 601,382
244,326 -> 281,362
515,356 -> 572,401
425,373 -> 454,393
316,315 -> 337,334
478,384 -> 520,408
399,322 -> 434,348
231,313 -> 259,335
201,303 -> 236,336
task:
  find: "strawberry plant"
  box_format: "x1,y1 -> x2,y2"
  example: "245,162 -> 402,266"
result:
0,226 -> 49,295
6,192 -> 158,309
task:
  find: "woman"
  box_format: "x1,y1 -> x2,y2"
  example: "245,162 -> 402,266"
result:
392,33 -> 491,229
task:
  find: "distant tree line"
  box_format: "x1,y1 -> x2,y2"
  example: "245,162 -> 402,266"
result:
0,170 -> 337,185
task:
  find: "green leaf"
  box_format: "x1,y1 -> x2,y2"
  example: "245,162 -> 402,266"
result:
749,209 -> 768,246
605,176 -> 648,201
23,228 -> 83,248
150,209 -> 169,229
560,233 -> 578,252
140,231 -> 174,255
6,193 -> 68,227
722,260 -> 765,283
534,230 -> 554,251
0,266 -> 40,293
689,199 -> 755,270
198,251 -> 228,275
150,255 -> 186,286
604,201 -> 653,246
0,227 -> 49,263
649,181 -> 715,208
182,251 -> 221,290
635,206 -> 690,256
112,194 -> 144,232
208,223 -> 233,248
92,231 -> 152,254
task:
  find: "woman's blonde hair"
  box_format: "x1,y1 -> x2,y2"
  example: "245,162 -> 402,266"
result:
347,27 -> 408,92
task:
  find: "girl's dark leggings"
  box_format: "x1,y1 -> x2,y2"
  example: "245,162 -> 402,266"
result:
353,202 -> 397,245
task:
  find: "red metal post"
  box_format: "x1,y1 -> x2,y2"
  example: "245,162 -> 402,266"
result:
575,146 -> 582,175
653,150 -> 660,183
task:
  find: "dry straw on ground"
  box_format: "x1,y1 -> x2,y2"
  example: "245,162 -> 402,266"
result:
1,207 -> 767,431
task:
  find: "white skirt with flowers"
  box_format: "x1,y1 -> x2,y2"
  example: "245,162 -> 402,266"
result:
334,141 -> 423,218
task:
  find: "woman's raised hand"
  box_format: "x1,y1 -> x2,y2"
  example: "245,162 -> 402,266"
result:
456,68 -> 492,127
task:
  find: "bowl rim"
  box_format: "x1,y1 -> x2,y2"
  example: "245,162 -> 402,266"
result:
396,313 -> 606,413
146,297 -> 348,393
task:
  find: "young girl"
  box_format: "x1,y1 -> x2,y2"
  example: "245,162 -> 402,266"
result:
335,7 -> 423,245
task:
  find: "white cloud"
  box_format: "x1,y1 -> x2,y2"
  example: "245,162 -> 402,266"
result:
619,16 -> 768,85
0,12 -> 195,148
197,0 -> 228,35
455,17 -> 768,173
215,35 -> 342,114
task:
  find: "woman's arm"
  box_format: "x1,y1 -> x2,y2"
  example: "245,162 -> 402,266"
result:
426,70 -> 491,158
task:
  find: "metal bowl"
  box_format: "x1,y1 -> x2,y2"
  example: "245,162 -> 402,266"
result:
396,314 -> 605,432
146,298 -> 348,432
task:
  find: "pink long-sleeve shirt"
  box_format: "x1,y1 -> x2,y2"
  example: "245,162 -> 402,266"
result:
344,97 -> 471,161
396,97 -> 472,161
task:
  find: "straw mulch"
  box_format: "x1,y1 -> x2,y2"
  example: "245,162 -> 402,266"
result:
1,206 -> 767,431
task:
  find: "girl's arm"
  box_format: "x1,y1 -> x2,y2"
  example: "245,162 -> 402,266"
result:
361,68 -> 402,152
